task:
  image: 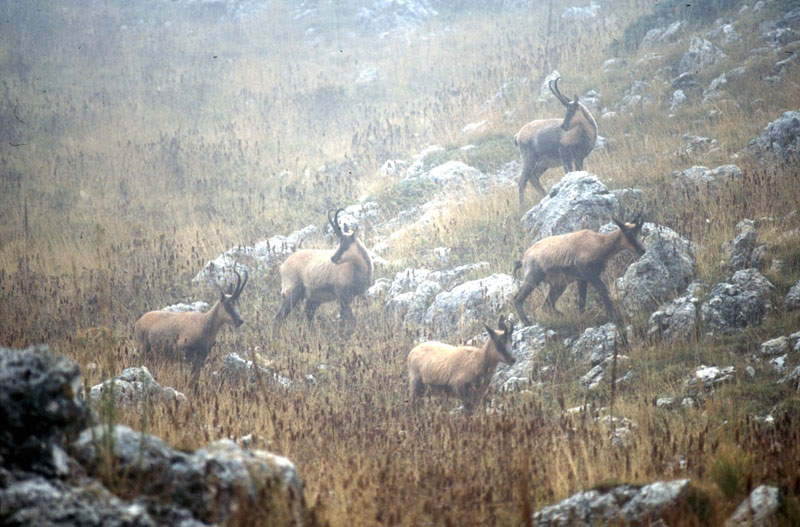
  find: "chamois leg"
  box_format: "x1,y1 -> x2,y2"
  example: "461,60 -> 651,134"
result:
338,297 -> 356,327
577,280 -> 588,314
575,156 -> 585,170
304,300 -> 320,323
518,161 -> 533,210
456,384 -> 476,414
513,268 -> 545,327
560,148 -> 574,173
543,282 -> 567,316
409,376 -> 424,405
274,286 -> 304,322
529,163 -> 547,198
588,276 -> 621,324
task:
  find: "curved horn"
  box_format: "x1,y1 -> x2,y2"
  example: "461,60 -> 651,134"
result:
230,268 -> 242,298
549,77 -> 571,107
328,208 -> 344,238
232,268 -> 248,300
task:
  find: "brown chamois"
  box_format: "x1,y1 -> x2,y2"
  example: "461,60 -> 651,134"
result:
515,77 -> 598,209
512,216 -> 645,326
275,208 -> 374,326
407,316 -> 516,412
134,268 -> 248,371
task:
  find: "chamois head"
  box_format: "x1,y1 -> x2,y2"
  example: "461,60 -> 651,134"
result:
484,316 -> 516,365
549,78 -> 581,131
218,268 -> 248,328
613,214 -> 646,257
329,208 -> 360,264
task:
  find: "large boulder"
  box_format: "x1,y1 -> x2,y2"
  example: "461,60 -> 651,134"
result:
616,223 -> 696,320
787,279 -> 800,310
569,323 -> 620,364
0,477 -> 158,527
0,345 -> 89,477
679,37 -> 725,74
216,352 -> 294,388
492,324 -> 551,391
89,366 -> 186,411
74,425 -> 308,526
700,269 -> 774,335
381,263 -> 490,326
193,224 -> 319,291
521,172 -> 619,241
748,109 -> 800,164
671,164 -> 742,191
647,282 -> 703,342
727,219 -> 766,271
726,485 -> 780,527
0,345 -> 309,527
423,274 -> 516,338
532,479 -> 692,526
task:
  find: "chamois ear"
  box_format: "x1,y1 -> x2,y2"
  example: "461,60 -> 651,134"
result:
612,217 -> 625,230
497,315 -> 507,332
484,324 -> 497,339
573,94 -> 579,102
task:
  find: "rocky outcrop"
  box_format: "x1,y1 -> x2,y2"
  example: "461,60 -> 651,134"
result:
679,37 -> 725,74
521,172 -> 619,241
193,224 -> 319,291
685,365 -> 735,391
726,485 -> 780,527
532,479 -> 692,526
569,323 -> 620,364
641,20 -> 686,48
700,269 -> 774,335
616,223 -> 696,320
727,219 -> 766,271
749,109 -> 800,163
492,324 -> 552,391
0,345 -> 309,527
216,352 -> 294,388
73,426 -> 307,526
671,164 -> 742,191
0,345 -> 89,477
786,279 -> 800,310
647,282 -> 703,342
423,274 -> 516,338
89,366 -> 186,410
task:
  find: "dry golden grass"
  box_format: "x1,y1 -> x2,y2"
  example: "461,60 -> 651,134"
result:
2,0 -> 800,525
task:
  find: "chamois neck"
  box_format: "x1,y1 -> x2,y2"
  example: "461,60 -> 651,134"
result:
578,104 -> 597,135
481,341 -> 502,370
347,240 -> 373,280
203,300 -> 228,336
595,230 -> 627,267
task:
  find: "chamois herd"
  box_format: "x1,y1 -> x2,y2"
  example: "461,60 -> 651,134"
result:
134,77 -> 645,411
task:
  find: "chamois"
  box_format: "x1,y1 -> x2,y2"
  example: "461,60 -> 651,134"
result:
275,208 -> 374,326
512,216 -> 645,326
515,77 -> 598,209
407,316 -> 516,412
134,268 -> 248,371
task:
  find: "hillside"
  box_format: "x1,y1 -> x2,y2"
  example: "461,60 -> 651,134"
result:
1,0 -> 800,525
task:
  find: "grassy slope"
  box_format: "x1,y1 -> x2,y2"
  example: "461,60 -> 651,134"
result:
1,0 -> 799,525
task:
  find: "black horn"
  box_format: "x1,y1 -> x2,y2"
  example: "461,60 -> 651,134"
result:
232,268 -> 248,300
549,77 -> 571,107
328,208 -> 344,238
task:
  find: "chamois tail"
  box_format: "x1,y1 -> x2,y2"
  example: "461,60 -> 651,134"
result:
512,260 -> 522,278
